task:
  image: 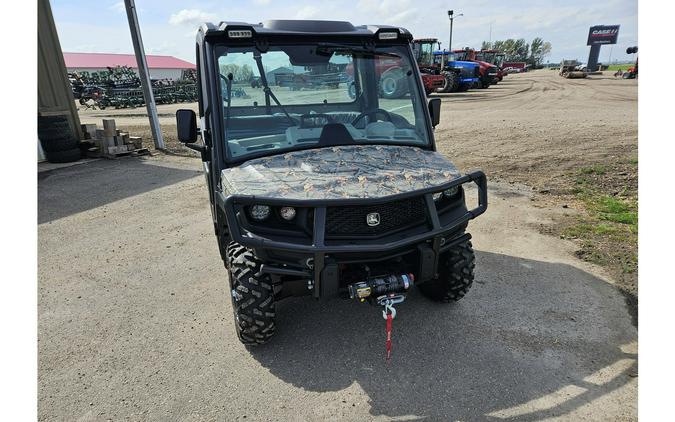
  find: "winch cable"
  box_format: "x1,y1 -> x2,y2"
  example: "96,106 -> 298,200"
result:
380,295 -> 404,361
253,52 -> 295,125
384,304 -> 394,361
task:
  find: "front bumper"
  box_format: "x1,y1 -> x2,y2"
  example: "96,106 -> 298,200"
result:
217,171 -> 487,297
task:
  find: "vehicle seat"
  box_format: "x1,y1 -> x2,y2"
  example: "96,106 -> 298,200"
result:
318,123 -> 354,146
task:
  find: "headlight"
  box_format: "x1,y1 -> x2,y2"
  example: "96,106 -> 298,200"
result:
432,192 -> 443,202
249,204 -> 271,221
444,186 -> 459,198
279,206 -> 296,221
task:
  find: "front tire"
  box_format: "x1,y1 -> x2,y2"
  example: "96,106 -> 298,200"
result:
226,242 -> 276,346
379,68 -> 407,99
440,71 -> 459,93
418,238 -> 475,302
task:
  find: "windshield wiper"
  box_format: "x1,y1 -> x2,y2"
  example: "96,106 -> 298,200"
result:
315,43 -> 400,57
252,52 -> 296,126
221,73 -> 233,140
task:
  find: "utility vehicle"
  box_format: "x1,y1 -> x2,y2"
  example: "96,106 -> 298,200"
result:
176,20 -> 488,346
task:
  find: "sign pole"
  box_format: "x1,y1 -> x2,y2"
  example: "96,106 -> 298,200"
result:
587,45 -> 601,72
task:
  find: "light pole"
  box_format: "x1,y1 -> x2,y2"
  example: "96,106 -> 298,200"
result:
448,10 -> 463,53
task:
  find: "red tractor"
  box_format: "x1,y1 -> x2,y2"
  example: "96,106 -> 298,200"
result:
346,56 -> 444,98
452,48 -> 499,88
476,49 -> 506,82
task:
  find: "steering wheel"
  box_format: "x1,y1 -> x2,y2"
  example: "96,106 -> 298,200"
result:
352,108 -> 393,128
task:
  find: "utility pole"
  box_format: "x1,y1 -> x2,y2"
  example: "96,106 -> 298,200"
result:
124,0 -> 164,149
448,10 -> 463,53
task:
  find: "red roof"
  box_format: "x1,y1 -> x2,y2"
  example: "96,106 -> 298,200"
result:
63,52 -> 196,70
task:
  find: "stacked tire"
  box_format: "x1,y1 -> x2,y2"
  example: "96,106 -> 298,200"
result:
38,116 -> 81,163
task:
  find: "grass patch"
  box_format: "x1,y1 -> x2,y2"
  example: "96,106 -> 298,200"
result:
580,164 -> 607,175
558,166 -> 638,280
606,64 -> 633,71
563,222 -> 617,237
593,196 -> 638,227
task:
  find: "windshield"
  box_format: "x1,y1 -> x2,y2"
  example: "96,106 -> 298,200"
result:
454,51 -> 469,61
433,51 -> 457,64
215,43 -> 430,161
477,52 -> 495,64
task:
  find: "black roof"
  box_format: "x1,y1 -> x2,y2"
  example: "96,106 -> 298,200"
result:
199,20 -> 412,40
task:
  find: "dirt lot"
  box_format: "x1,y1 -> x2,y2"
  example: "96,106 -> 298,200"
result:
434,70 -> 638,310
39,70 -> 638,421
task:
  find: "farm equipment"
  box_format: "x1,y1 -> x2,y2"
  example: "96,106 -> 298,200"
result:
346,54 -> 443,98
559,60 -> 587,78
476,50 -> 506,82
68,65 -> 199,109
622,47 -> 638,79
411,38 -> 479,93
432,51 -> 480,92
275,71 -> 348,90
452,48 -> 499,88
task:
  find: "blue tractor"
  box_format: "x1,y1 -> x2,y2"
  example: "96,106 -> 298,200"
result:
411,38 -> 480,93
432,50 -> 480,92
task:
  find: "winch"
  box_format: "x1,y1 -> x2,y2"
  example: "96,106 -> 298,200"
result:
347,273 -> 414,361
347,273 -> 414,302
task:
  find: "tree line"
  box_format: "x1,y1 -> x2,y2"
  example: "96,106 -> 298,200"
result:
218,63 -> 255,83
481,37 -> 552,66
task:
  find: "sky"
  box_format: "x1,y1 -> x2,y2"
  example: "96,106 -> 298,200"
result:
51,0 -> 638,65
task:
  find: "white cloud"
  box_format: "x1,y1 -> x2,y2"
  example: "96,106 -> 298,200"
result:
169,9 -> 217,26
295,5 -> 321,20
252,0 -> 272,4
109,1 -> 125,14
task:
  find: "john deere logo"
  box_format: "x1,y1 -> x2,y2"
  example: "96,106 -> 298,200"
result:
366,212 -> 381,227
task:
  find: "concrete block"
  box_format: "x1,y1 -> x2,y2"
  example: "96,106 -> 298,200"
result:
102,119 -> 116,136
95,129 -> 106,140
129,136 -> 143,149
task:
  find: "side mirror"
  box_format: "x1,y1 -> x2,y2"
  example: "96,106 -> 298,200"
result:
428,98 -> 441,127
176,109 -> 198,143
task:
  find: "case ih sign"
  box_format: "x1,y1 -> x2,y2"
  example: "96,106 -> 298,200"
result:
587,25 -> 620,45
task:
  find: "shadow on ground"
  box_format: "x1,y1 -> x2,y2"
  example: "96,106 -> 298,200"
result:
250,251 -> 637,421
38,156 -> 201,224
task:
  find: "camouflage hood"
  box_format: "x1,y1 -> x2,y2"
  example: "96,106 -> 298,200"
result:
221,145 -> 461,200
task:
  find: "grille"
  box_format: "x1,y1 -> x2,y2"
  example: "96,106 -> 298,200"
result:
325,196 -> 428,237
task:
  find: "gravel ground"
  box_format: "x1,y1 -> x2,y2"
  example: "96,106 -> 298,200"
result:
39,71 -> 638,421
